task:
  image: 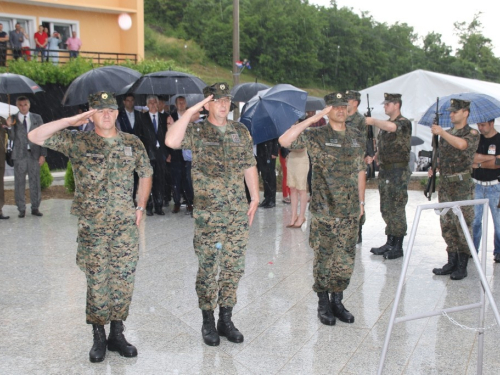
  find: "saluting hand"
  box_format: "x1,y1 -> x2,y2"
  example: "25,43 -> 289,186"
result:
67,110 -> 97,128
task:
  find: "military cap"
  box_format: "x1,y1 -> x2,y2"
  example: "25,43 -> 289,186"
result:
88,91 -> 118,110
324,92 -> 348,107
203,82 -> 232,99
345,90 -> 361,101
447,98 -> 471,112
382,93 -> 402,104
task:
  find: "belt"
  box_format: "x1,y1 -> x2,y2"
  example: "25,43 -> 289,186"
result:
380,162 -> 408,170
442,173 -> 471,182
472,178 -> 499,186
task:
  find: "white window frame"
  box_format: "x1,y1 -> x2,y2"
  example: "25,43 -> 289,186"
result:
0,13 -> 36,49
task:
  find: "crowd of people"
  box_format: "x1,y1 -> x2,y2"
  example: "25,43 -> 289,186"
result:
1,83 -> 498,364
0,22 -> 81,66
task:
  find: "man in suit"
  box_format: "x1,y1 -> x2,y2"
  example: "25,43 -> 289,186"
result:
6,96 -> 47,217
117,94 -> 142,136
138,95 -> 168,216
256,138 -> 279,208
0,116 -> 9,219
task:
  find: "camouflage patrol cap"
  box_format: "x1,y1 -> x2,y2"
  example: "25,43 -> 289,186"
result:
324,92 -> 348,107
203,82 -> 232,99
345,90 -> 361,101
88,91 -> 118,110
382,93 -> 402,104
447,98 -> 471,112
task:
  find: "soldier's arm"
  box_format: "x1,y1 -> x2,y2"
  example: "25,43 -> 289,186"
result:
135,176 -> 152,226
165,96 -> 212,149
358,170 -> 366,218
28,110 -> 96,145
244,165 -> 259,226
279,107 -> 331,147
431,125 -> 467,150
365,117 -> 397,132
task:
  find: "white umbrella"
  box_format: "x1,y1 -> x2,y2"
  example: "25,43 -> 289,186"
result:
0,102 -> 18,119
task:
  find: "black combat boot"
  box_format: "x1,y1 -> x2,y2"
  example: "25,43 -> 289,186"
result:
357,226 -> 362,244
330,292 -> 355,323
107,320 -> 138,357
384,236 -> 404,259
450,252 -> 469,280
371,235 -> 395,255
202,310 -> 220,346
89,324 -> 106,363
432,252 -> 458,275
217,307 -> 244,343
317,292 -> 336,326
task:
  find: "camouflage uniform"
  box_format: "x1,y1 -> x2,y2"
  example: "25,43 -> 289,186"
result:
181,118 -> 255,310
438,125 -> 479,255
291,123 -> 365,293
43,129 -> 152,325
377,114 -> 412,237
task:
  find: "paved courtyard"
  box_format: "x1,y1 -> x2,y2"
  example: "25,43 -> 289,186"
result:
1,189 -> 499,374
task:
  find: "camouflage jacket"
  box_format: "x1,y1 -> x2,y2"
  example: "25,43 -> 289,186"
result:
181,118 -> 255,212
44,130 -> 152,221
438,125 -> 479,176
291,124 -> 365,218
377,114 -> 411,165
346,111 -> 367,154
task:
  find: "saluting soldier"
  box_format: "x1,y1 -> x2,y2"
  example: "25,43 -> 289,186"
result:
366,93 -> 412,259
280,92 -> 366,326
430,99 -> 479,280
166,83 -> 259,346
28,92 -> 153,363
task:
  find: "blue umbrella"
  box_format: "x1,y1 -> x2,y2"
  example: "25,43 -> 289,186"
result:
240,84 -> 307,144
419,92 -> 500,127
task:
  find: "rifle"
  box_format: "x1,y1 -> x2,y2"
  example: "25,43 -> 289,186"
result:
365,94 -> 376,179
424,97 -> 440,200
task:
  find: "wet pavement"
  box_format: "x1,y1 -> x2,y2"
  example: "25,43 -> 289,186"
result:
1,189 -> 499,374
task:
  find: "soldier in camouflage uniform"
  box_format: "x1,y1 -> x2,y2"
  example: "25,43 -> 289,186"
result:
430,99 -> 479,280
28,92 -> 153,363
279,92 -> 366,326
165,83 -> 259,346
345,90 -> 373,244
366,93 -> 412,259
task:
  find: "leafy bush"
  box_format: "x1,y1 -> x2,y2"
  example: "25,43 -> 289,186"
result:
64,161 -> 75,193
40,162 -> 53,190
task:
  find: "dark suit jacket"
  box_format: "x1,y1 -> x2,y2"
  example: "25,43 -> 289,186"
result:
137,111 -> 168,161
117,109 -> 142,136
256,138 -> 279,162
8,112 -> 47,160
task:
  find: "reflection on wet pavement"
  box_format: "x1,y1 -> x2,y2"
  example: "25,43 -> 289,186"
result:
1,190 -> 499,374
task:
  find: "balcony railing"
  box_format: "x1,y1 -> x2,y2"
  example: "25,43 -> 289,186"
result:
0,47 -> 137,66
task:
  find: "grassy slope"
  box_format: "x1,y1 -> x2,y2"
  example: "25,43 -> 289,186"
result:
145,26 -> 330,98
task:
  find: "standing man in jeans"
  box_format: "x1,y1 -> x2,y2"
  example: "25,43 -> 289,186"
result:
471,118 -> 500,262
66,31 -> 82,58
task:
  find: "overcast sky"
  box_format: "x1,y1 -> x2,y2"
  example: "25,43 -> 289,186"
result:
310,0 -> 500,56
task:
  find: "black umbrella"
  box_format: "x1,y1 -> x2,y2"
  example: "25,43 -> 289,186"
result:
120,70 -> 207,96
62,66 -> 142,106
411,136 -> 424,146
230,81 -> 270,102
0,73 -> 44,115
305,96 -> 326,111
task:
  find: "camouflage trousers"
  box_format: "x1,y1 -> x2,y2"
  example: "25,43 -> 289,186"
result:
378,166 -> 411,237
193,209 -> 249,310
77,217 -> 139,325
439,180 -> 474,255
309,214 -> 358,293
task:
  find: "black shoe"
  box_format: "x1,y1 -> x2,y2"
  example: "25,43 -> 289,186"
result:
107,320 -> 137,357
494,253 -> 500,263
450,253 -> 469,280
263,201 -> 276,208
154,209 -> 165,215
31,209 -> 43,217
146,209 -> 154,216
384,236 -> 404,260
330,292 -> 354,323
89,324 -> 107,363
317,292 -> 336,326
172,205 -> 181,213
202,310 -> 220,346
258,199 -> 269,208
433,252 -> 458,275
18,211 -> 25,218
371,235 -> 395,255
217,306 -> 244,343
0,214 -> 10,220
